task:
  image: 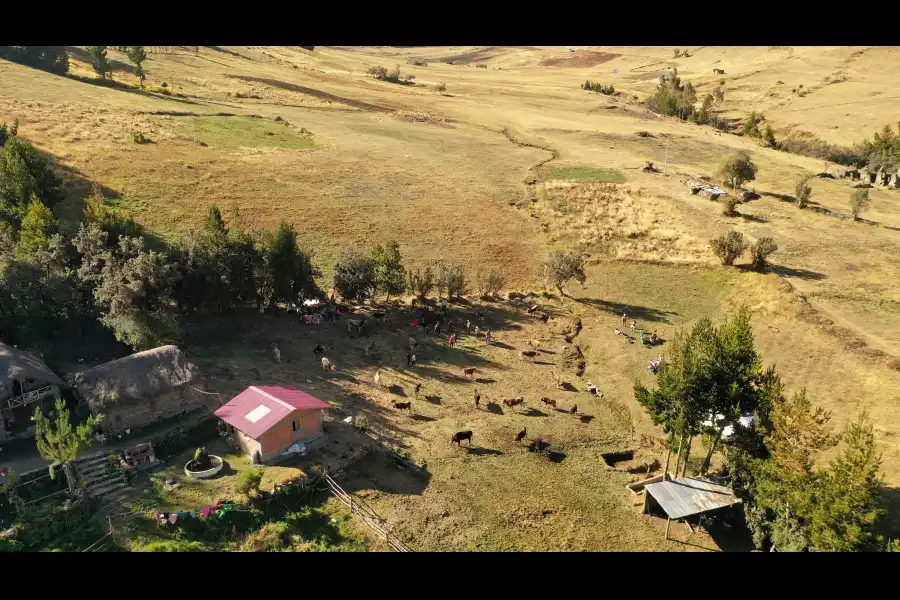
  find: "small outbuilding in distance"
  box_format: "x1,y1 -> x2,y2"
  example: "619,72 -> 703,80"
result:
215,385 -> 330,464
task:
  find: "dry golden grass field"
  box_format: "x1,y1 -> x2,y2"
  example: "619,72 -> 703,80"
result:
3,46 -> 900,550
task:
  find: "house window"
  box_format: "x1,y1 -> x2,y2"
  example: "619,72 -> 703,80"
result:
291,421 -> 296,432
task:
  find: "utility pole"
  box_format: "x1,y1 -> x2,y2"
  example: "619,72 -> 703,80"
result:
663,135 -> 670,176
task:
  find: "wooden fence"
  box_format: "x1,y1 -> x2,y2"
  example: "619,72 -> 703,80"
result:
322,473 -> 411,552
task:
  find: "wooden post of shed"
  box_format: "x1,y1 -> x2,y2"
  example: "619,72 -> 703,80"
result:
664,135 -> 670,176
665,517 -> 671,540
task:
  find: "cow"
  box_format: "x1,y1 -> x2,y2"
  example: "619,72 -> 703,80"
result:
347,319 -> 369,336
414,382 -> 422,399
451,430 -> 474,446
393,401 -> 412,413
515,427 -> 527,443
474,388 -> 481,409
520,350 -> 538,362
540,396 -> 556,409
528,339 -> 542,349
463,367 -> 477,379
502,397 -> 525,411
321,357 -> 336,372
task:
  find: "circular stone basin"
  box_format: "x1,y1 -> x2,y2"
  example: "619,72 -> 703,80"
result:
184,455 -> 224,479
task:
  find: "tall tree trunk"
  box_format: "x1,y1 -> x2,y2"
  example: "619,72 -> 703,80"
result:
681,435 -> 693,478
673,434 -> 685,479
663,446 -> 672,480
63,462 -> 77,494
700,424 -> 727,475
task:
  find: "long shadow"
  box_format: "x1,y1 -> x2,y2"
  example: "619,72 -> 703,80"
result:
768,264 -> 828,281
489,341 -> 516,351
423,395 -> 442,405
466,447 -> 503,457
520,408 -> 548,418
388,385 -> 406,396
338,451 -> 431,497
485,402 -> 504,415
878,487 -> 900,540
409,414 -> 436,423
475,377 -> 496,385
533,360 -> 554,366
575,297 -> 677,324
579,415 -> 595,424
547,451 -> 567,463
560,382 -> 579,393
735,212 -> 769,224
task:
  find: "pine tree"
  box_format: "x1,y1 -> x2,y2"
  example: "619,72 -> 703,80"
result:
32,398 -> 103,493
807,412 -> 884,551
15,195 -> 58,258
204,205 -> 227,237
87,46 -> 111,80
0,135 -> 64,218
126,46 -> 147,88
371,240 -> 406,301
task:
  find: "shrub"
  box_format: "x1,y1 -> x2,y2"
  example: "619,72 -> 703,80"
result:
646,68 -> 696,121
795,174 -> 813,208
750,237 -> 778,272
477,268 -> 506,296
407,267 -> 435,299
673,48 -> 681,58
476,63 -> 488,69
743,111 -> 764,138
354,412 -> 369,431
143,540 -> 209,552
437,263 -> 468,300
238,521 -> 291,552
435,82 -> 446,93
581,80 -> 615,95
406,58 -> 427,66
710,231 -> 748,266
332,249 -> 376,302
717,152 -> 758,190
131,131 -> 148,144
236,469 -> 264,501
722,196 -> 739,216
762,124 -> 777,148
850,188 -> 869,220
776,134 -> 861,165
0,134 -> 64,217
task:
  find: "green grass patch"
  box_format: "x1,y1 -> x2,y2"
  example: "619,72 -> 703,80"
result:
546,165 -> 626,183
177,116 -> 314,150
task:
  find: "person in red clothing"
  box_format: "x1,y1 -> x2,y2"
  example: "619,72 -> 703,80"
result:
449,334 -> 457,347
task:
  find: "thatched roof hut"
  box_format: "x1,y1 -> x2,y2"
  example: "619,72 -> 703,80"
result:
74,345 -> 205,433
0,341 -> 64,403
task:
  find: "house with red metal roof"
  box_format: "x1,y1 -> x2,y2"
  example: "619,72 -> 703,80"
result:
214,385 -> 330,464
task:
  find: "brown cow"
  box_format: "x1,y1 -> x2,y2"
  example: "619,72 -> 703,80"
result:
463,367 -> 477,379
474,389 -> 481,409
393,401 -> 412,413
520,350 -> 538,362
515,427 -> 527,443
502,397 -> 525,411
540,396 -> 557,409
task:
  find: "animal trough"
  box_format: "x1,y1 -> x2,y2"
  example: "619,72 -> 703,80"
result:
184,455 -> 224,479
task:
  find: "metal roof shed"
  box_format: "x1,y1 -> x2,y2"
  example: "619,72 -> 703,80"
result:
643,476 -> 740,540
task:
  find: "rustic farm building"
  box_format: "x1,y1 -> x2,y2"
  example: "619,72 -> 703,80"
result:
215,385 -> 330,464
74,345 -> 206,435
0,342 -> 66,443
643,476 -> 740,539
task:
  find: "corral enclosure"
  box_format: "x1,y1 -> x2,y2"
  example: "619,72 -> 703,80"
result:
2,45 -> 900,550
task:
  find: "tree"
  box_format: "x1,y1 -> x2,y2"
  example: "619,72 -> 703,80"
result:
750,236 -> 778,272
762,125 -> 777,149
204,205 -> 227,237
87,46 -> 112,80
717,152 -> 758,191
371,240 -> 406,301
259,220 -> 318,307
850,188 -> 869,220
673,48 -> 681,58
795,174 -> 813,208
332,248 -> 375,302
750,390 -> 838,550
477,267 -> 506,297
807,412 -> 884,552
32,398 -> 103,493
0,135 -> 64,219
126,46 -> 147,88
15,195 -> 58,258
83,188 -> 144,247
713,87 -> 725,104
438,263 -> 468,300
710,231 -> 748,266
407,267 -> 435,300
542,250 -> 586,295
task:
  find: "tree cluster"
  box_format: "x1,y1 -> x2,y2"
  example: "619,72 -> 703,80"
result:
0,46 -> 69,75
581,80 -> 615,95
542,250 -> 586,295
646,68 -> 697,121
854,123 -> 900,173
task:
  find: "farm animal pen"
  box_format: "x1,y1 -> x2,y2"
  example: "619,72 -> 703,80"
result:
643,476 -> 740,540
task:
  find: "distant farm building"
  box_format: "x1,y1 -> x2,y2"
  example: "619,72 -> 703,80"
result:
74,345 -> 206,435
215,385 -> 330,464
713,68 -> 725,74
0,342 -> 66,443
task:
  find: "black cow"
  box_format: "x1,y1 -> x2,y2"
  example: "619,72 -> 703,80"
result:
451,430 -> 474,446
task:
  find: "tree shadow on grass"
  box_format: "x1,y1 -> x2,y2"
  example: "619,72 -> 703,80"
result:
767,264 -> 828,281
475,377 -> 496,385
485,402 -> 504,415
735,212 -> 769,223
388,384 -> 406,396
574,297 -> 677,324
547,451 -> 567,464
423,395 -> 442,405
560,382 -> 579,393
519,408 -> 548,418
533,360 -> 555,366
337,451 -> 431,497
579,415 -> 595,424
489,341 -> 516,351
409,414 -> 436,423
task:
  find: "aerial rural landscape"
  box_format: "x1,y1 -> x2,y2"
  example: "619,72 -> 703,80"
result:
1,45 -> 899,552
